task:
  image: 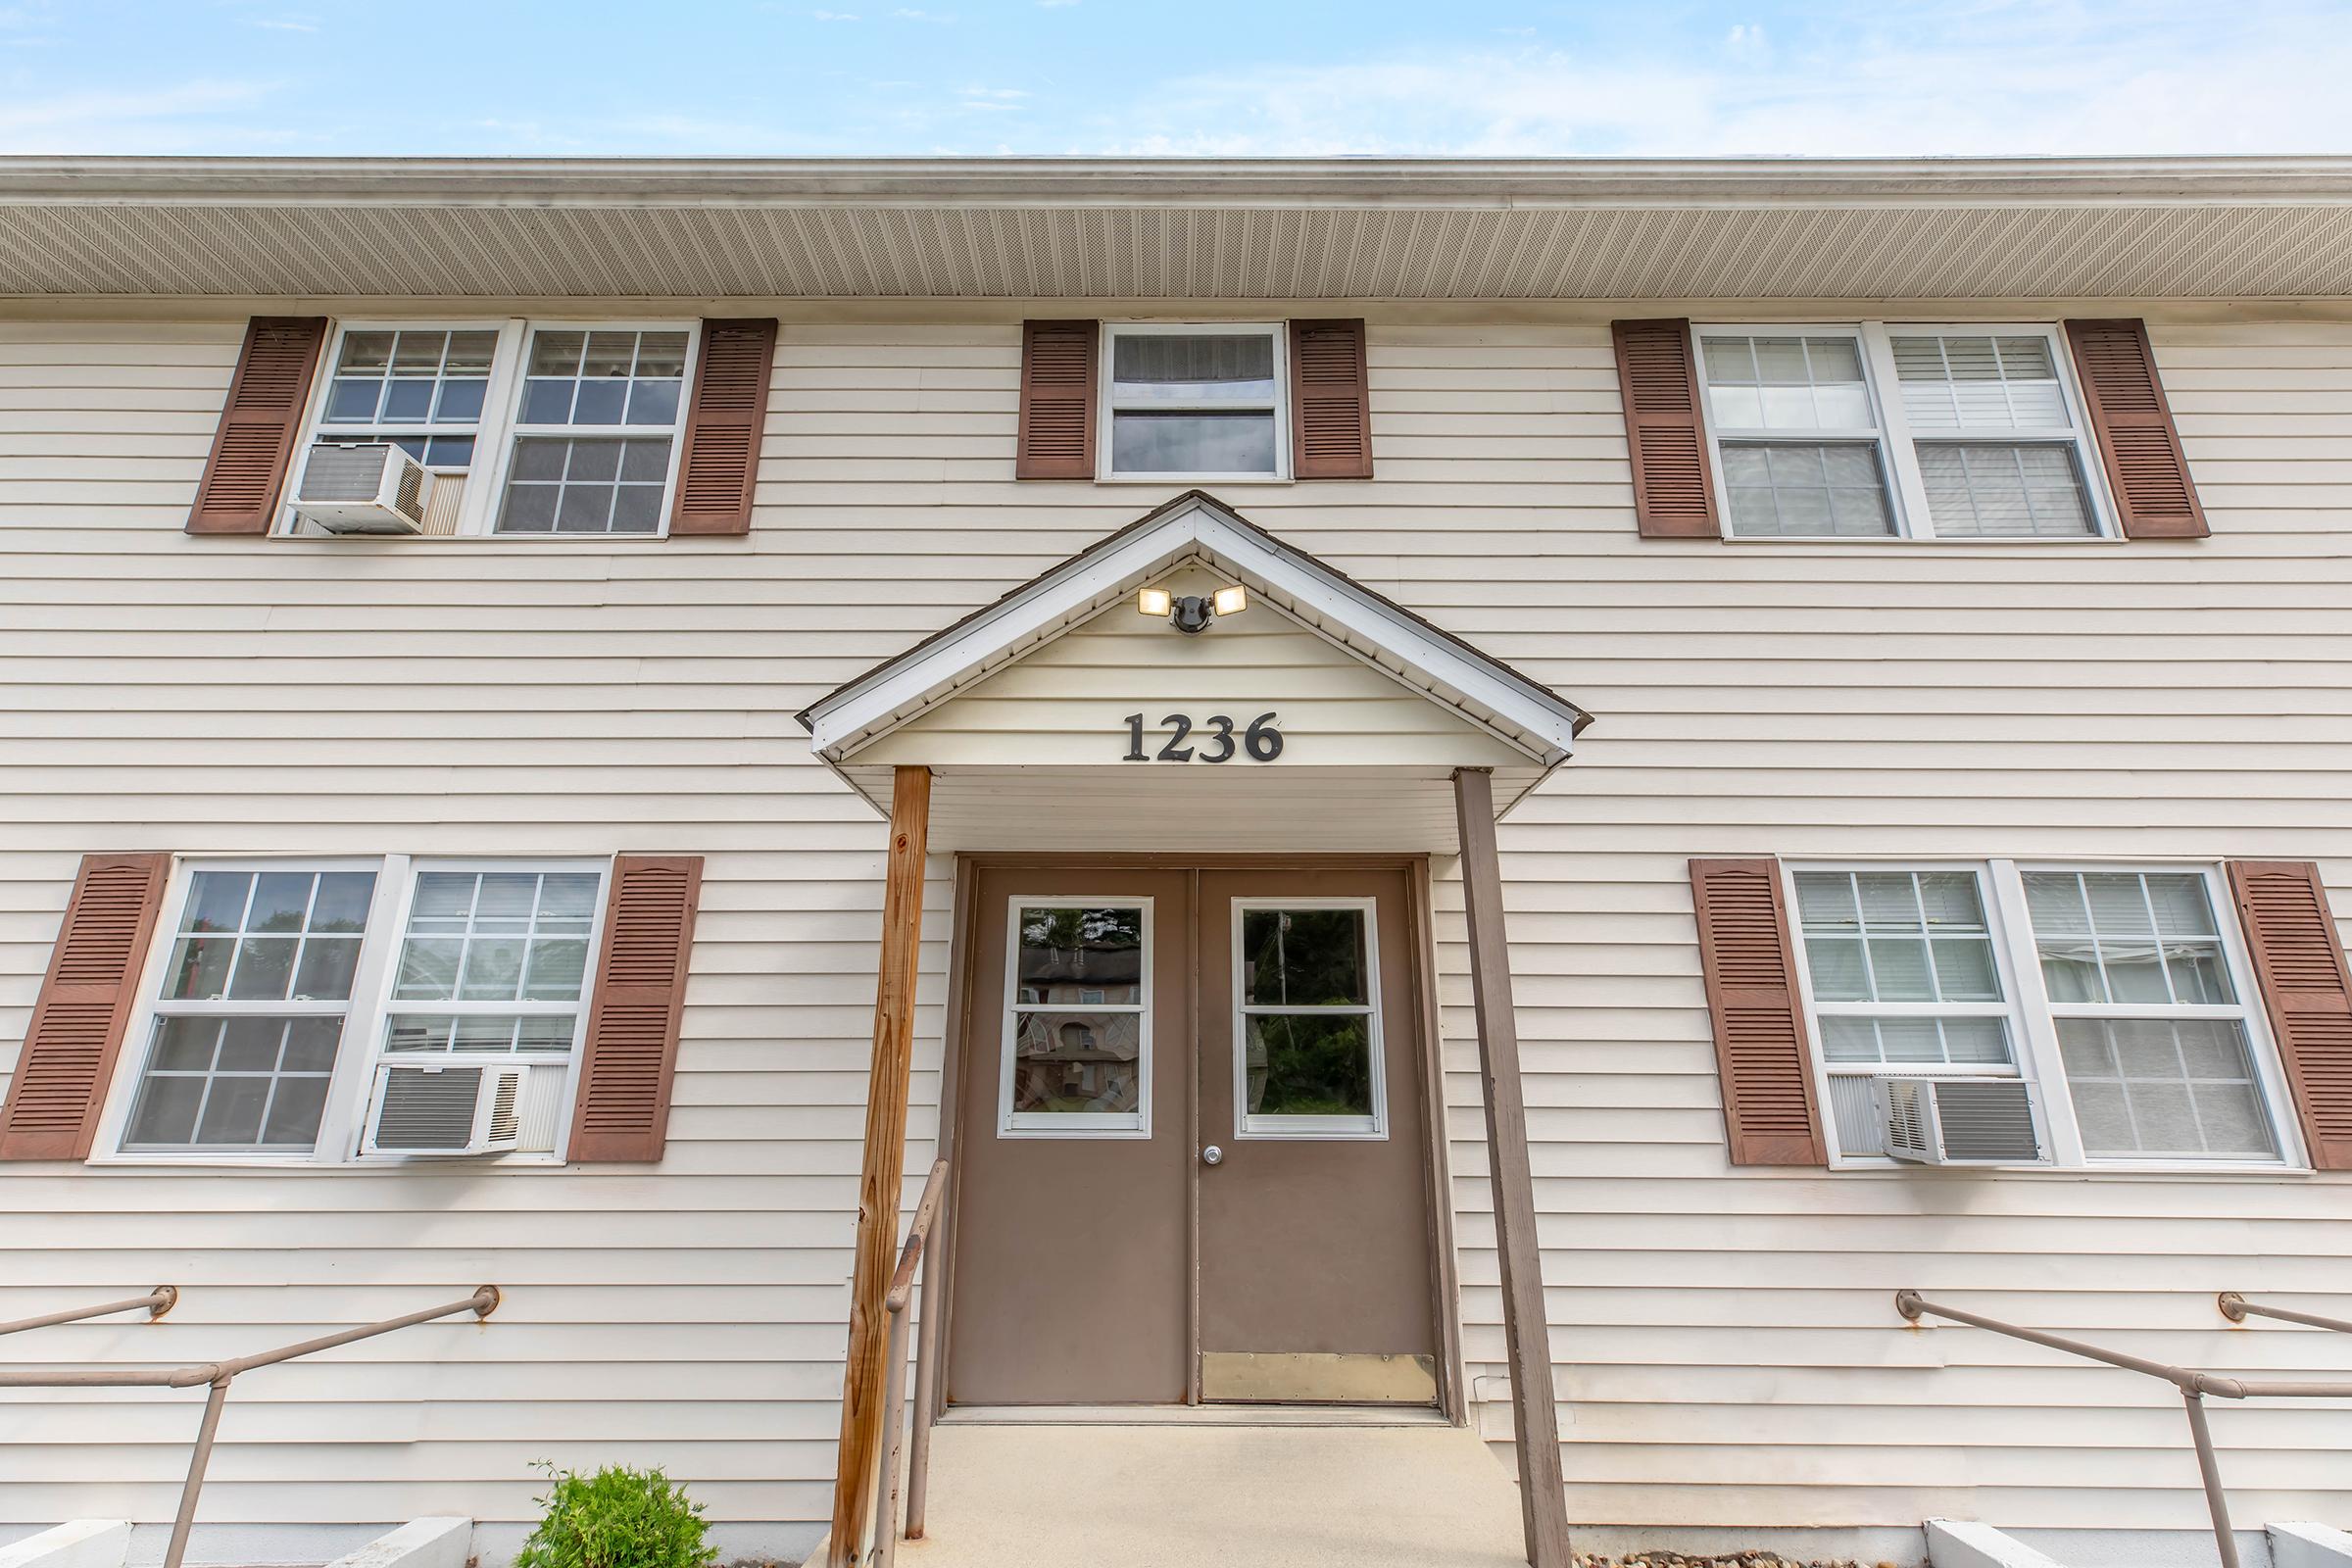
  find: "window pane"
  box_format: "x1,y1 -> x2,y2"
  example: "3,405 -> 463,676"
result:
124,1013 -> 339,1152
1241,907 -> 1368,1007
1703,334 -> 1874,431
2058,1018 -> 2276,1157
1110,411 -> 1278,474
124,1067 -> 206,1147
1015,906 -> 1144,1005
1818,1014 -> 2014,1067
1246,1012 -> 1376,1118
1111,332 -> 1275,394
516,329 -> 690,435
1721,442 -> 1893,537
1795,869 -> 1996,1004
1009,1010 -> 1143,1113
1892,333 -> 2071,432
1918,442 -> 2094,538
2025,870 -> 2237,1007
393,869 -> 605,1011
500,437 -> 672,535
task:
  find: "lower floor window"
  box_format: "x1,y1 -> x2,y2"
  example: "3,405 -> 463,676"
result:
110,857 -> 608,1162
1788,860 -> 2296,1168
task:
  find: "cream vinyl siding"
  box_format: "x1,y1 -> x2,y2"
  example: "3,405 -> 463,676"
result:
0,306 -> 2350,1541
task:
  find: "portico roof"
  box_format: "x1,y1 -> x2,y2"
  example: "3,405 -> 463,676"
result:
797,491 -> 1590,851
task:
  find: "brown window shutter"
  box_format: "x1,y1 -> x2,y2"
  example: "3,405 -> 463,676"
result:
2064,318 -> 2208,539
1612,318 -> 1720,539
669,318 -> 778,537
2228,861 -> 2352,1170
1015,319 -> 1098,479
569,855 -> 704,1163
187,317 -> 328,536
1690,858 -> 1827,1165
0,854 -> 171,1161
1289,318 -> 1373,479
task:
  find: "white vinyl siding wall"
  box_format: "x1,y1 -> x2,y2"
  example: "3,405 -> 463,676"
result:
0,307 -> 2350,1544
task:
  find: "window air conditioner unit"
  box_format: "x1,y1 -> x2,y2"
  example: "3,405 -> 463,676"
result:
364,1062 -> 526,1155
291,441 -> 430,534
1873,1075 -> 2044,1166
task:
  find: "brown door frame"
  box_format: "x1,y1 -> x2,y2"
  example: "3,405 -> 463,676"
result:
930,851 -> 1465,1423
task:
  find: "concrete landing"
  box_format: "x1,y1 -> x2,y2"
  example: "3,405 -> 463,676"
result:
897,1419 -> 1530,1568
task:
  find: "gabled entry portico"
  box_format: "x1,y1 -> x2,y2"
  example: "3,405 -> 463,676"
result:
800,493 -> 1590,1568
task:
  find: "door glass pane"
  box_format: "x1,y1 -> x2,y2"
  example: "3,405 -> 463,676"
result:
1009,1010 -> 1144,1114
1241,907 -> 1367,1006
1246,1013 -> 1375,1118
1014,906 -> 1145,1006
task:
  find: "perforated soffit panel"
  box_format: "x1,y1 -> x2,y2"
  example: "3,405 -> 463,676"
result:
3,157 -> 2352,299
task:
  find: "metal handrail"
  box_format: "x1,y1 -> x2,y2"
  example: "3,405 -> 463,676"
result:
0,1286 -> 176,1336
1897,1291 -> 2352,1568
2220,1293 -> 2352,1336
867,1161 -> 949,1568
0,1286 -> 499,1568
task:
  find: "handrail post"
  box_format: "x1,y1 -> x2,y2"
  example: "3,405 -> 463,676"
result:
0,1286 -> 177,1337
904,1209 -> 940,1541
871,1300 -> 912,1568
165,1375 -> 232,1568
2180,1389 -> 2240,1568
2219,1293 -> 2352,1335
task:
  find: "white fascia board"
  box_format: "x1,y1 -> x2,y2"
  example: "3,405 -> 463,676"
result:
802,496 -> 1581,765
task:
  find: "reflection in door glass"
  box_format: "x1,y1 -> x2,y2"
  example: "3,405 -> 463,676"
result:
1011,1010 -> 1144,1114
1017,906 -> 1145,1005
1246,1013 -> 1374,1116
1242,907 -> 1367,1005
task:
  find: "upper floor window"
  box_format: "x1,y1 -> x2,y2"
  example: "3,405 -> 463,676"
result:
1696,322 -> 2113,542
1102,323 -> 1287,480
291,318 -> 695,539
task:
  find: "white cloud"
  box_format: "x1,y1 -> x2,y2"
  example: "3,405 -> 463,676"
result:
891,7 -> 956,19
809,9 -> 859,19
0,79 -> 285,153
1091,2 -> 2352,157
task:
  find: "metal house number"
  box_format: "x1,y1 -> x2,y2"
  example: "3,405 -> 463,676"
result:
1122,711 -> 1283,763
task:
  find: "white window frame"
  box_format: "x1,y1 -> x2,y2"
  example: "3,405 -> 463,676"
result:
1784,858 -> 2306,1173
283,318 -> 525,539
1098,320 -> 1291,484
998,895 -> 1154,1139
279,318 -> 697,541
1231,896 -> 1388,1142
1695,321 -> 2120,543
91,853 -> 615,1168
348,857 -> 612,1164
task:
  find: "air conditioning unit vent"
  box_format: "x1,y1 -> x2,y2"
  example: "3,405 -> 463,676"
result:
365,1062 -> 527,1156
292,441 -> 430,534
1873,1076 -> 2043,1166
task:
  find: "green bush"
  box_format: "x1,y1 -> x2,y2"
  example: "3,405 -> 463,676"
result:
514,1463 -> 719,1568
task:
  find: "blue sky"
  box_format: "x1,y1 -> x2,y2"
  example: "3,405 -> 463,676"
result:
3,0 -> 2349,157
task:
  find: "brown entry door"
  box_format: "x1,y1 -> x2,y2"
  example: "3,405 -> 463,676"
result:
1196,868 -> 1439,1403
947,862 -> 1436,1407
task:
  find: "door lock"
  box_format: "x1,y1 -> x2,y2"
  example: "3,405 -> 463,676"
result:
1201,1145 -> 1224,1166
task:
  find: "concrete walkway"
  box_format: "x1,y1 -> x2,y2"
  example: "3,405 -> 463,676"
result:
896,1418 -> 1531,1568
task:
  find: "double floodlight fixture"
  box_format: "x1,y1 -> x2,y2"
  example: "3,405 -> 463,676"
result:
1137,582 -> 1250,635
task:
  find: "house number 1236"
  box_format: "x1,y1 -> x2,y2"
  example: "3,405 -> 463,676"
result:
1122,711 -> 1282,763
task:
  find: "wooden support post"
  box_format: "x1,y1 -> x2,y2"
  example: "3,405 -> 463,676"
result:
1452,767 -> 1573,1568
829,765 -> 933,1568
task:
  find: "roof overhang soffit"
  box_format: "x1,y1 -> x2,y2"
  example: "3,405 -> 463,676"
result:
796,490 -> 1589,769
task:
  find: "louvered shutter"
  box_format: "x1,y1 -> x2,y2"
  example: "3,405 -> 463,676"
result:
0,854 -> 171,1161
1288,318 -> 1373,479
1690,858 -> 1827,1165
1015,319 -> 1098,479
2063,318 -> 2208,539
568,855 -> 704,1162
669,318 -> 777,536
1612,318 -> 1721,538
187,317 -> 327,535
2228,861 -> 2352,1170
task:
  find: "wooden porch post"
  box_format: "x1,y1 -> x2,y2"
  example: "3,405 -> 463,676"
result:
829,764 -> 934,1568
1452,767 -> 1573,1568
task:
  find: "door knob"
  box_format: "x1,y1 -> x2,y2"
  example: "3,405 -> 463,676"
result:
1201,1145 -> 1224,1166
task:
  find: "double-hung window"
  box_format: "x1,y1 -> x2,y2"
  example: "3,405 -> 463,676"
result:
1786,860 -> 2299,1168
1101,323 -> 1287,480
1696,322 -> 2113,541
290,319 -> 695,538
106,857 -> 610,1162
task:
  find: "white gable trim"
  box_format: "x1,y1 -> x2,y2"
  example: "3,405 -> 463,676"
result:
799,492 -> 1588,767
